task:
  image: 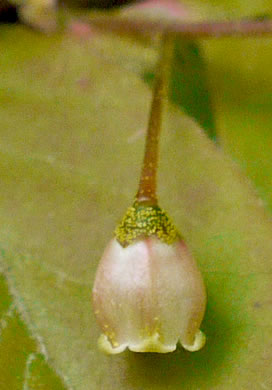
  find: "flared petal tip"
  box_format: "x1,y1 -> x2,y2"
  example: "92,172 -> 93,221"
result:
98,334 -> 127,355
181,330 -> 206,352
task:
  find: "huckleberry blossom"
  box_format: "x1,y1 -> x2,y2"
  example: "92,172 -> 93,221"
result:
92,202 -> 206,354
92,33 -> 206,354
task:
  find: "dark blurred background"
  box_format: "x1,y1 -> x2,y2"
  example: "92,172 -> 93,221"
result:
0,0 -> 140,24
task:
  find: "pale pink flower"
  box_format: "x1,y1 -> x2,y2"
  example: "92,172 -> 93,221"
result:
93,236 -> 206,354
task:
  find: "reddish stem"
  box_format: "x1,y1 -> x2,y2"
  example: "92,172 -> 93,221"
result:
136,34 -> 173,204
88,17 -> 272,39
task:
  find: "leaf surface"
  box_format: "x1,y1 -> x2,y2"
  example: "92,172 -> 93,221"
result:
0,25 -> 272,390
203,37 -> 272,210
0,272 -> 68,390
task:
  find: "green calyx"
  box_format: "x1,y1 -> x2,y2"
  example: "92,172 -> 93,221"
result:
115,201 -> 180,247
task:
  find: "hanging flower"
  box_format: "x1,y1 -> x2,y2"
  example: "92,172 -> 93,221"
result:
93,32 -> 206,354
92,201 -> 206,354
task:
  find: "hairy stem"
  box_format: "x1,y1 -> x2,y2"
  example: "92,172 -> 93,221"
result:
89,17 -> 272,39
136,33 -> 173,204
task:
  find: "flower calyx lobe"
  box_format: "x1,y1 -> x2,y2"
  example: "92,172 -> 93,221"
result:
115,200 -> 180,247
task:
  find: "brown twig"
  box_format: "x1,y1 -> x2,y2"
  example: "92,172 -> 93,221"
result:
136,33 -> 173,204
88,17 -> 272,39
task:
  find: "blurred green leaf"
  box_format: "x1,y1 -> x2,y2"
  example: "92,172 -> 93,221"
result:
0,272 -> 68,390
171,40 -> 216,139
177,0 -> 272,20
203,37 -> 272,210
144,39 -> 216,139
1,24 -> 272,390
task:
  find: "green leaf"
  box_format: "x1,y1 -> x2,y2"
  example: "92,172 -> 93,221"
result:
177,0 -> 272,20
1,25 -> 272,390
171,40 -> 216,139
144,39 -> 216,140
25,353 -> 68,390
0,272 -> 68,390
203,37 -> 272,210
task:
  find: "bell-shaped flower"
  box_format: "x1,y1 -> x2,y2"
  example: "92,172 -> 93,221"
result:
92,202 -> 206,354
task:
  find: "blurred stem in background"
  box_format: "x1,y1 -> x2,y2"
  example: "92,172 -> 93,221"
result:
2,0 -> 272,142
89,15 -> 272,38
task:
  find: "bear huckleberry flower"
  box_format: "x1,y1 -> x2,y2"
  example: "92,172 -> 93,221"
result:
92,201 -> 206,354
93,33 -> 206,354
